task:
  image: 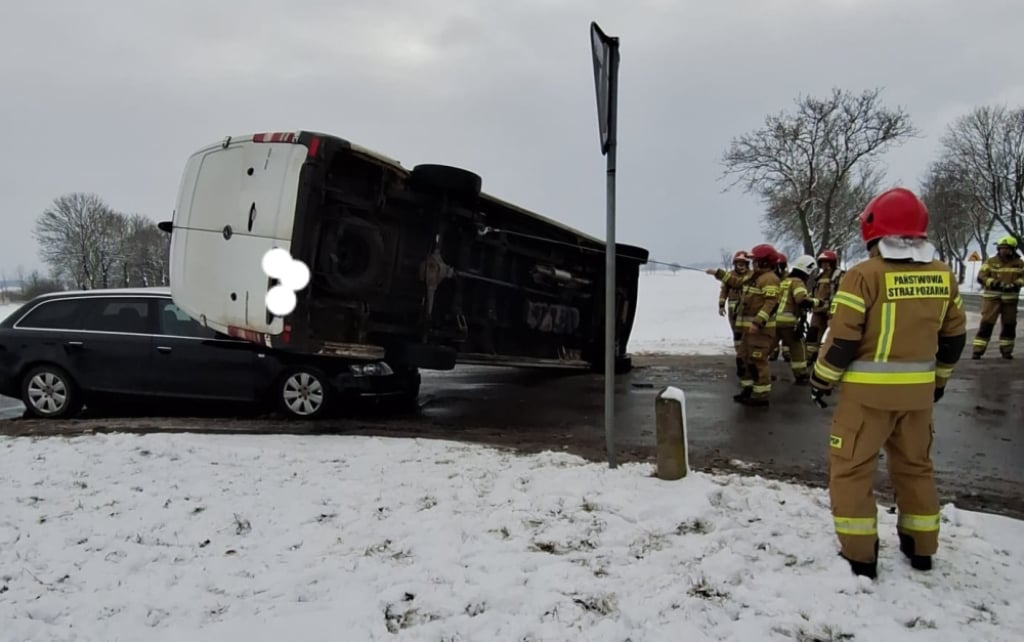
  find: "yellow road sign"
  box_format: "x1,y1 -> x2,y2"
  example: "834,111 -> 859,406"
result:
968,251 -> 981,262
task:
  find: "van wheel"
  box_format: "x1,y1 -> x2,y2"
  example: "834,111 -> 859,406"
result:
277,368 -> 331,419
319,219 -> 386,295
410,164 -> 482,201
21,365 -> 83,419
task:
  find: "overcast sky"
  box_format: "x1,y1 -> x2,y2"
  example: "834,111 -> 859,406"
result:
1,0 -> 1021,280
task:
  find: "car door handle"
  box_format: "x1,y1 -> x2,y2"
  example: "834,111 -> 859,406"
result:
156,346 -> 173,353
65,341 -> 84,348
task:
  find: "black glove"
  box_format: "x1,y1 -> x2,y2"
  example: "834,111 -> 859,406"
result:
934,386 -> 945,403
810,372 -> 832,408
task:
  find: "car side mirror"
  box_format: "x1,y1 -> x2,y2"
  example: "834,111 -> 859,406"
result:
157,221 -> 173,233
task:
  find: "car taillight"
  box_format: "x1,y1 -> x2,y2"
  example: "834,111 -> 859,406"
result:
307,136 -> 320,158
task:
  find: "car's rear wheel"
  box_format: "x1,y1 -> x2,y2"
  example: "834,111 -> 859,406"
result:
277,368 -> 331,419
21,364 -> 82,419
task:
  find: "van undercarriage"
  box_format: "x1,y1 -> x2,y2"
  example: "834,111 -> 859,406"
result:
171,131 -> 649,373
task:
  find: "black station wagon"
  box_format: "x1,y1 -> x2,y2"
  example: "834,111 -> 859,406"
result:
0,287 -> 420,419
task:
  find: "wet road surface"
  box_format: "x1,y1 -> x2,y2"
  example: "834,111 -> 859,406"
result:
2,351 -> 1022,518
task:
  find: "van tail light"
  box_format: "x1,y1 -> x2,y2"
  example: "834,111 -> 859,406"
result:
251,132 -> 319,159
252,132 -> 298,143
282,324 -> 292,345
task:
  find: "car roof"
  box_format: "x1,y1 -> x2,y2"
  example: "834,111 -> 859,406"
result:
33,286 -> 172,300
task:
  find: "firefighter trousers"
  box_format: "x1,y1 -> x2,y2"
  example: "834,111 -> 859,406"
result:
739,329 -> 774,399
775,325 -> 807,380
727,311 -> 743,383
972,296 -> 1019,356
769,339 -> 790,362
827,394 -> 940,564
805,312 -> 829,362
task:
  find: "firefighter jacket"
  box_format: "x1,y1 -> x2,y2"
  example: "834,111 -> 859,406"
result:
775,275 -> 817,326
977,254 -> 1024,303
810,269 -> 844,315
812,250 -> 967,410
718,270 -> 749,314
716,267 -> 780,332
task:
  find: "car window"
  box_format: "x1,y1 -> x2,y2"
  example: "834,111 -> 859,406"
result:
77,298 -> 151,334
157,301 -> 218,339
15,299 -> 83,329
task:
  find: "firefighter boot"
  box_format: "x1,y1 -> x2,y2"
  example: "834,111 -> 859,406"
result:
841,540 -> 879,579
733,386 -> 752,403
899,533 -> 933,572
1000,322 -> 1015,359
741,365 -> 770,407
972,321 -> 995,359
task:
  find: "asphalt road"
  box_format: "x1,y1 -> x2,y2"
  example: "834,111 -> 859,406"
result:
2,346 -> 1022,519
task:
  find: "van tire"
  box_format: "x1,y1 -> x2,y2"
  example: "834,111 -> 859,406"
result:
410,164 -> 482,201
319,219 -> 386,295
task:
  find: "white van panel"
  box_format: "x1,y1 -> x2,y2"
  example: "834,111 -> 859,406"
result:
168,137 -> 308,336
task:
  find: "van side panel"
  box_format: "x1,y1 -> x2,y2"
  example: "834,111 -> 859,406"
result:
169,139 -> 307,337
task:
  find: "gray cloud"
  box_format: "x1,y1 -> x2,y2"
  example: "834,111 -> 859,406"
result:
0,0 -> 1020,279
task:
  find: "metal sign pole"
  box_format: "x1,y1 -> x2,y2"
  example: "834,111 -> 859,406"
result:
590,22 -> 620,468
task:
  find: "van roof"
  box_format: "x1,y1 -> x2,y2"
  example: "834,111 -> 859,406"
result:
200,131 -> 612,249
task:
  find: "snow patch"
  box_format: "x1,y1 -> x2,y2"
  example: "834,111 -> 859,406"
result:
629,271 -> 734,356
0,433 -> 1020,641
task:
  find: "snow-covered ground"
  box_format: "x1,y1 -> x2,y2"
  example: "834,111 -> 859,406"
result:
628,270 -> 982,356
0,274 -> 1015,641
1,433 -> 1021,642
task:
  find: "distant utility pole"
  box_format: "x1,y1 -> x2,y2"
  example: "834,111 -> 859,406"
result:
590,21 -> 620,469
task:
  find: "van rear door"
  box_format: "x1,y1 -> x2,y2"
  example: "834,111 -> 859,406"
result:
169,134 -> 308,337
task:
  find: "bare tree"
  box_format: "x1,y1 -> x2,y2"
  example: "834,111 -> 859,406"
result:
33,192 -> 119,289
33,194 -> 171,290
22,269 -> 65,299
921,161 -> 974,282
719,247 -> 735,267
937,104 -> 1024,249
720,87 -> 919,256
122,213 -> 170,286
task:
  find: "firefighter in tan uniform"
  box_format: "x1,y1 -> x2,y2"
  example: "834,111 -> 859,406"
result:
971,235 -> 1024,359
805,249 -> 841,364
810,187 -> 967,580
774,254 -> 820,384
708,243 -> 781,406
719,250 -> 752,382
769,252 -> 791,362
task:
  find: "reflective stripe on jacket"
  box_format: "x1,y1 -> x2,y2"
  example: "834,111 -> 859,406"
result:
978,255 -> 1024,302
716,268 -> 780,331
813,252 -> 968,410
775,275 -> 812,326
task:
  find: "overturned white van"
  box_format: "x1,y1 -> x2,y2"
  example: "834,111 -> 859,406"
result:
161,130 -> 649,373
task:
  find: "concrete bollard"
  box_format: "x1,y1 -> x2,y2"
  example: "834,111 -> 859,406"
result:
655,386 -> 689,480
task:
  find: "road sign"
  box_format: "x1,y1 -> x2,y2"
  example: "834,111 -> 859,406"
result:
968,251 -> 981,262
590,22 -> 619,156
590,21 -> 620,469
